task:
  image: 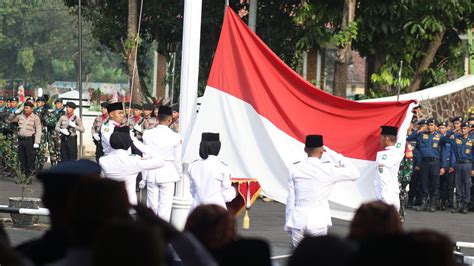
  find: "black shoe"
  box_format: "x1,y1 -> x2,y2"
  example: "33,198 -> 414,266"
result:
452,202 -> 463,213
462,203 -> 468,214
429,203 -> 436,212
416,199 -> 427,212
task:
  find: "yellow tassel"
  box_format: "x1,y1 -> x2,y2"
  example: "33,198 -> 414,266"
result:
243,209 -> 250,229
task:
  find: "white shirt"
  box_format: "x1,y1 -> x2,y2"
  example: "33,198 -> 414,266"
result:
99,149 -> 165,205
142,125 -> 182,183
374,144 -> 404,205
188,156 -> 236,210
285,147 -> 360,231
100,120 -> 121,156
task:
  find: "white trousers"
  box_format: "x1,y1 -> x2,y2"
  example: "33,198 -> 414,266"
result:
380,192 -> 400,212
291,226 -> 328,247
146,181 -> 175,222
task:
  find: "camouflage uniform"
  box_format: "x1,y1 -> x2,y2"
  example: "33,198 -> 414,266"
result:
5,107 -> 20,178
398,143 -> 414,222
0,104 -> 8,170
44,109 -> 64,166
33,106 -> 48,170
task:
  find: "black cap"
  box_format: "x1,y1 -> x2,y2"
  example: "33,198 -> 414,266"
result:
461,121 -> 470,128
142,103 -> 155,110
26,97 -> 35,102
381,126 -> 398,136
427,118 -> 438,125
451,116 -> 463,123
202,132 -> 220,142
10,96 -> 18,102
305,135 -> 323,148
54,98 -> 62,104
110,131 -> 132,150
158,105 -> 173,116
468,117 -> 474,122
417,119 -> 427,125
66,101 -> 77,109
0,96 -> 4,101
24,102 -> 34,108
100,102 -> 109,108
437,121 -> 448,127
36,97 -> 46,102
107,102 -> 123,113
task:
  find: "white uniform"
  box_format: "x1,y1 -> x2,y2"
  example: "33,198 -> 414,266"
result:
142,125 -> 182,221
99,149 -> 165,205
285,147 -> 360,247
188,155 -> 237,210
100,120 -> 121,156
374,143 -> 404,211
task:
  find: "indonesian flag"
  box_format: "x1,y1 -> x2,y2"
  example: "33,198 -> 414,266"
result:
183,7 -> 417,220
18,85 -> 25,103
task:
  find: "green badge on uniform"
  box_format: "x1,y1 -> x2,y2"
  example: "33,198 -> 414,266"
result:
396,143 -> 401,148
382,154 -> 387,160
378,166 -> 384,174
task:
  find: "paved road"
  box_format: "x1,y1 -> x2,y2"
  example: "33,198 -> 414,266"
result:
2,174 -> 473,258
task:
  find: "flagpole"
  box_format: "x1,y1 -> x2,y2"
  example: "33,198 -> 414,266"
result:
171,0 -> 203,230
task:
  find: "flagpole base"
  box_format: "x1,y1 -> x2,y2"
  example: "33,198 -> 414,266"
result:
170,196 -> 192,230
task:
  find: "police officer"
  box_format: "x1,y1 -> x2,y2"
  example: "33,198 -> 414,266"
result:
10,102 -> 42,180
141,105 -> 182,221
55,102 -> 85,162
437,121 -> 453,210
285,135 -> 360,247
449,121 -> 473,213
375,126 -> 405,212
92,102 -> 109,162
101,102 -> 124,156
407,118 -> 446,212
187,132 -> 236,211
450,116 -> 463,135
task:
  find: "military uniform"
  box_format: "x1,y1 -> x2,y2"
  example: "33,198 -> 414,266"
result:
285,137 -> 360,247
10,108 -> 42,178
44,108 -> 64,166
448,125 -> 473,213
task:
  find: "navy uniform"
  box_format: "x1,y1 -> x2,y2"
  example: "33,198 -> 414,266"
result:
437,121 -> 453,210
407,119 -> 426,208
285,135 -> 360,247
406,118 -> 447,212
448,122 -> 473,213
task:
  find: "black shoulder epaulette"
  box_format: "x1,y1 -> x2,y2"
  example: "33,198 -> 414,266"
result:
293,161 -> 301,165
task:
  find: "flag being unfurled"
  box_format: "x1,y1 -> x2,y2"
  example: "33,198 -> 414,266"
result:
183,7 -> 416,220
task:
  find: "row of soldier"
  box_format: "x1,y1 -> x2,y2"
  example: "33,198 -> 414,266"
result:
401,115 -> 474,216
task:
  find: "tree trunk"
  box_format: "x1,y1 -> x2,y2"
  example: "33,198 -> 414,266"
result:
333,0 -> 356,98
126,0 -> 142,103
407,30 -> 445,92
156,53 -> 168,102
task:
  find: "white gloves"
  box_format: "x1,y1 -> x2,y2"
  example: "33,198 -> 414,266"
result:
68,121 -> 77,128
93,133 -> 100,141
60,128 -> 70,135
323,145 -> 345,166
14,108 -> 22,115
139,180 -> 146,189
33,143 -> 39,149
133,123 -> 143,133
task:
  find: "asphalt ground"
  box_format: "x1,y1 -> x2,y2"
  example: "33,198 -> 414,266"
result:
1,173 -> 473,260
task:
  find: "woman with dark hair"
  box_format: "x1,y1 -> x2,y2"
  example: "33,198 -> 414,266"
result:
188,133 -> 236,210
348,201 -> 403,242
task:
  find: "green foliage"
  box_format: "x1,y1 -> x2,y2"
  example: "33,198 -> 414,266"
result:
334,21 -> 358,48
17,48 -> 35,74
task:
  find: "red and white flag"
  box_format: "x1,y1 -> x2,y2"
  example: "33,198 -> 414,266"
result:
183,8 -> 416,219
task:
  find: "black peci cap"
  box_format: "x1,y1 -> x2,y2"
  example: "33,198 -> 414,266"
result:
201,132 -> 220,142
158,105 -> 173,116
305,135 -> 323,148
107,102 -> 123,113
381,126 -> 398,136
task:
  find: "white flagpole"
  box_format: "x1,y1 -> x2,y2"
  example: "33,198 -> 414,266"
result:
171,0 -> 203,229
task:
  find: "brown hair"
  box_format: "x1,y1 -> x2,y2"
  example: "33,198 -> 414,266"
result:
185,204 -> 236,249
348,201 -> 403,241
